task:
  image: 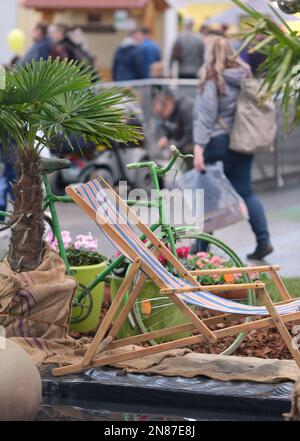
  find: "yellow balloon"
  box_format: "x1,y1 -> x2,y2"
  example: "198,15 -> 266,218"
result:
7,29 -> 26,55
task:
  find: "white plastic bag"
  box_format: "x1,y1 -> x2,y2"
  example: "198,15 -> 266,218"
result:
179,163 -> 248,232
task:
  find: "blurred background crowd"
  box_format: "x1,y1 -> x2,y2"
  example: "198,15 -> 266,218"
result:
3,1 -> 300,80
1,0 -> 300,263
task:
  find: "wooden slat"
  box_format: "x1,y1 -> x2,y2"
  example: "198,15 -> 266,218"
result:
161,282 -> 265,295
52,311 -> 300,376
107,310 -> 300,351
190,265 -> 280,276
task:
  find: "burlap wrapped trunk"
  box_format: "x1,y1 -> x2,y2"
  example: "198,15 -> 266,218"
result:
0,247 -> 89,366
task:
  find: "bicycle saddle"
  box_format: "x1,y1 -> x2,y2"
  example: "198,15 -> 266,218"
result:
41,158 -> 71,175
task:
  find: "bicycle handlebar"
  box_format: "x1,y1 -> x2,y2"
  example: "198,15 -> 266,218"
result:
169,145 -> 193,160
127,161 -> 157,170
127,145 -> 193,175
158,145 -> 193,176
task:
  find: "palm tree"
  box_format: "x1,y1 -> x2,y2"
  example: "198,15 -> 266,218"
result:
0,59 -> 141,273
232,0 -> 300,128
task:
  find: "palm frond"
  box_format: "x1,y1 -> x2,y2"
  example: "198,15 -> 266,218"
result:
4,58 -> 94,106
36,86 -> 142,147
0,59 -> 142,151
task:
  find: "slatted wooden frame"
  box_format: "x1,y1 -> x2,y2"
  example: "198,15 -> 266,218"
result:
51,181 -> 300,376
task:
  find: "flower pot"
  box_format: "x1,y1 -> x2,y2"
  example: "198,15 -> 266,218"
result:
70,261 -> 107,333
110,276 -> 192,343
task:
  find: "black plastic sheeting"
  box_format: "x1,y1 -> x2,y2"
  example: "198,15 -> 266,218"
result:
36,402 -> 189,421
41,366 -> 294,420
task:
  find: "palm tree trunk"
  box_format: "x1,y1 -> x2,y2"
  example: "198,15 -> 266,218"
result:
8,148 -> 45,272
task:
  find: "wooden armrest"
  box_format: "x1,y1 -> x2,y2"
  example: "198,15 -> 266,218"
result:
160,282 -> 265,295
189,265 -> 280,277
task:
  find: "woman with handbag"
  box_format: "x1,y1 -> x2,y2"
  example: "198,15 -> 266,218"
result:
193,36 -> 273,260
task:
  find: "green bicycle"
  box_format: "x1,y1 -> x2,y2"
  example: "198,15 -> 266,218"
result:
0,147 -> 254,354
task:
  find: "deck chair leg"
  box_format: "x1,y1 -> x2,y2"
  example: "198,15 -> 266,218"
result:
81,258 -> 141,367
109,272 -> 148,339
168,293 -> 217,343
95,273 -> 148,355
260,288 -> 300,368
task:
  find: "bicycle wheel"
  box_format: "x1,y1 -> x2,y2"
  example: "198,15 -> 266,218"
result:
71,283 -> 94,325
128,230 -> 255,355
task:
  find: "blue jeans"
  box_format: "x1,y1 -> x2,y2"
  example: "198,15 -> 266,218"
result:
204,134 -> 270,246
0,163 -> 16,220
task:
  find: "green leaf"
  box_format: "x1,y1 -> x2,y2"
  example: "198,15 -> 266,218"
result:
0,58 -> 142,151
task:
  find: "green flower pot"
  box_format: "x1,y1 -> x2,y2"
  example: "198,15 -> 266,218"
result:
110,276 -> 192,342
70,261 -> 107,333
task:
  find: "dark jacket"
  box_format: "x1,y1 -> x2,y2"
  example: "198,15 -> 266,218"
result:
19,37 -> 52,65
51,36 -> 78,61
113,38 -> 140,82
135,39 -> 161,79
160,94 -> 194,153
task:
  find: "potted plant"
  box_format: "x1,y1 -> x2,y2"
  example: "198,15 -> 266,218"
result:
0,59 -> 140,274
188,251 -> 259,300
47,231 -> 107,333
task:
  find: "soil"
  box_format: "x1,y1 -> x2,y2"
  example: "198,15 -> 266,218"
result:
191,322 -> 296,360
70,295 -> 298,361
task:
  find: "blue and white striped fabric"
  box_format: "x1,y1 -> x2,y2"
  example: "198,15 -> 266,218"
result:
71,178 -> 300,317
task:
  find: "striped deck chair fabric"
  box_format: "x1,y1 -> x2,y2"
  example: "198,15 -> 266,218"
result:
73,178 -> 300,317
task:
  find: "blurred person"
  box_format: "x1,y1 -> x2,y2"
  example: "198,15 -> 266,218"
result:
134,28 -> 161,79
0,143 -> 16,222
193,37 -> 273,260
202,24 -> 228,55
171,17 -> 205,77
225,25 -> 242,52
0,163 -> 16,222
199,24 -> 210,37
50,24 -> 93,65
19,23 -> 52,65
171,17 -> 205,79
153,89 -> 194,157
69,27 -> 90,53
112,32 -> 140,81
241,35 -> 268,76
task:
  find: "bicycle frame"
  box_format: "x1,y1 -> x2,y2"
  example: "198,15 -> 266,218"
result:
40,147 -> 190,293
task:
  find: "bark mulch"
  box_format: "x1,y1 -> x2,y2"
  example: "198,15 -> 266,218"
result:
70,297 -> 298,361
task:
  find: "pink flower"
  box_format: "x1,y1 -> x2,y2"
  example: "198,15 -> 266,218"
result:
249,272 -> 259,281
61,231 -> 73,249
196,252 -> 209,259
46,231 -> 58,251
210,255 -> 223,266
176,246 -> 190,259
74,233 -> 98,252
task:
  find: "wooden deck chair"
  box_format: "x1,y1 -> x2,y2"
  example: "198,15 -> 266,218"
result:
52,177 -> 300,376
